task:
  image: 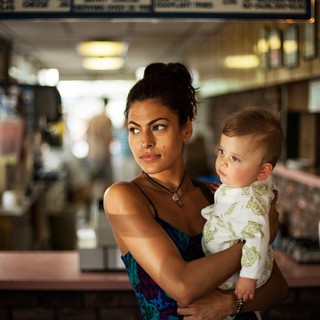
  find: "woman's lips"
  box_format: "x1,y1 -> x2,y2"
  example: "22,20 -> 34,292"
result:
140,153 -> 160,162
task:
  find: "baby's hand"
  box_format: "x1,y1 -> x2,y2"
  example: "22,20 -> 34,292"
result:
235,277 -> 257,302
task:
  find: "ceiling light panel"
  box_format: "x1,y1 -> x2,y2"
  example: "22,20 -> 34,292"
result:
82,57 -> 124,70
77,41 -> 127,57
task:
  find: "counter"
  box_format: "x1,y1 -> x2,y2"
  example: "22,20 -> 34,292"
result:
273,250 -> 320,287
0,251 -> 319,320
0,251 -> 131,290
0,250 -> 319,290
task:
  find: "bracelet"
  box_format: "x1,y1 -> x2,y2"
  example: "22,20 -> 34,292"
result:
228,298 -> 244,319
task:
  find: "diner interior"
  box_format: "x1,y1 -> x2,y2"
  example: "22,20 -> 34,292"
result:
0,2 -> 319,319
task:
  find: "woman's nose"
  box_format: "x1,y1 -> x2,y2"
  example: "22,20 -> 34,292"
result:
141,132 -> 155,149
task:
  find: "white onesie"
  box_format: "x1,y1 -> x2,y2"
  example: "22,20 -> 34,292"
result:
201,176 -> 274,290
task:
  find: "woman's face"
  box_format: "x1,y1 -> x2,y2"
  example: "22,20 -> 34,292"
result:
127,98 -> 192,175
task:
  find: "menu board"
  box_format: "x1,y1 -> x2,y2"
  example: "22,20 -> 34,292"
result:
0,0 -> 313,20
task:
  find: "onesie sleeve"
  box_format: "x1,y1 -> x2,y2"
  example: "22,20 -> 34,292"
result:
239,177 -> 274,280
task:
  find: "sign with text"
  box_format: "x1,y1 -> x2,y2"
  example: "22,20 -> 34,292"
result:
0,0 -> 313,20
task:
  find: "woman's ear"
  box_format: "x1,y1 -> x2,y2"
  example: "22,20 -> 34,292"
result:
257,163 -> 273,181
182,119 -> 193,143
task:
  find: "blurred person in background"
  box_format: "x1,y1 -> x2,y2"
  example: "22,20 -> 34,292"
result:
86,97 -> 113,199
112,120 -> 140,182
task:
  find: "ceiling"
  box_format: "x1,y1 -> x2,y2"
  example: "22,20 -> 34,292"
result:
0,19 -> 224,81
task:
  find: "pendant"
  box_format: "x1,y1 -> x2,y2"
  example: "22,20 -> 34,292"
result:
172,193 -> 183,208
172,193 -> 179,202
177,199 -> 183,208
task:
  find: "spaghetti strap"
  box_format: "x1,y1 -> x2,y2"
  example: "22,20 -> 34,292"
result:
132,182 -> 159,217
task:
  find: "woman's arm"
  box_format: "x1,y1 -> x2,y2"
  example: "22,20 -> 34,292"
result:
269,190 -> 279,241
177,261 -> 288,319
177,290 -> 235,320
104,182 -> 242,305
176,188 -> 287,319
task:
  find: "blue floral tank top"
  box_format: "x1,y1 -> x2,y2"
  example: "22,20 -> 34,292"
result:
121,180 -> 213,320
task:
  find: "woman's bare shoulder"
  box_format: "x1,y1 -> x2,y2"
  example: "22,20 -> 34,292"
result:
103,180 -> 145,214
104,180 -> 139,201
105,180 -> 136,194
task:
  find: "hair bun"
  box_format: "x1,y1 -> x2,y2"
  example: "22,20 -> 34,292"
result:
143,63 -> 166,78
125,62 -> 197,122
144,63 -> 192,87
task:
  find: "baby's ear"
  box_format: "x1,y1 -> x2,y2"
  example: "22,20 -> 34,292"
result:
257,163 -> 273,181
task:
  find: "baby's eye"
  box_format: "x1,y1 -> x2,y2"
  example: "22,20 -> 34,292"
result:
129,127 -> 140,134
231,156 -> 240,162
217,148 -> 224,155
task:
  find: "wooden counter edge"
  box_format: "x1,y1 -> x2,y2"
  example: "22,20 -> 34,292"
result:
0,250 -> 319,290
0,251 -> 133,291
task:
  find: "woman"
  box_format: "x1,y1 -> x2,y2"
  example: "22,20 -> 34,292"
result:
104,62 -> 288,319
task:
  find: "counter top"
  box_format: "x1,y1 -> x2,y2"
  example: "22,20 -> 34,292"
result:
0,250 -> 319,291
0,251 -> 131,291
274,250 -> 320,288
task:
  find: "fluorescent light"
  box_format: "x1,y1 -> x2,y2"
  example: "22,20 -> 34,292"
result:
269,35 -> 281,50
257,38 -> 269,53
224,55 -> 259,69
77,41 -> 127,57
82,57 -> 124,70
283,40 -> 298,54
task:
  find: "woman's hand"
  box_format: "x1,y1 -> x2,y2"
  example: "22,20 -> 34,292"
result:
208,182 -> 221,194
269,190 -> 280,243
177,290 -> 236,320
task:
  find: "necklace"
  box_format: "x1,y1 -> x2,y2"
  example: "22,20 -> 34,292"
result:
142,170 -> 187,208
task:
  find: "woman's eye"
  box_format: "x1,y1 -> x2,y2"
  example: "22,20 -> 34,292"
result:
129,127 -> 140,134
153,124 -> 166,131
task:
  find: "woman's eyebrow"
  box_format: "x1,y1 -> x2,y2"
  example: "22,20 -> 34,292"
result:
148,117 -> 169,125
128,117 -> 169,126
127,120 -> 140,126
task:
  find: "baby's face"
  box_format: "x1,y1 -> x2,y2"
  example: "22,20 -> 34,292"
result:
215,134 -> 264,188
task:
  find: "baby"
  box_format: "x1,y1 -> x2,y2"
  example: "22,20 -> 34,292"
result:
202,107 -> 283,302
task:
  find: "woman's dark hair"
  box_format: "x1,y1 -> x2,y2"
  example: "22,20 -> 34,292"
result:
125,62 -> 197,126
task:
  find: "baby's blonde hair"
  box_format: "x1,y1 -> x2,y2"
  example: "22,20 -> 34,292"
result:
222,107 -> 283,167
